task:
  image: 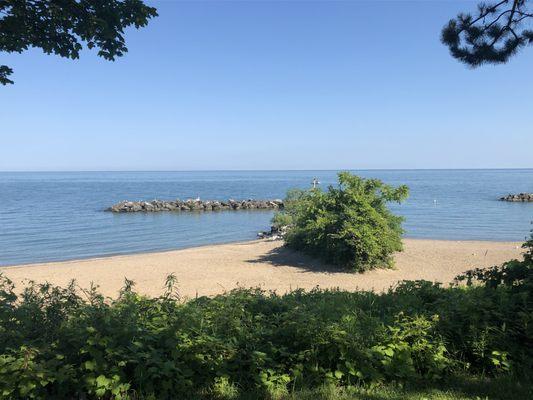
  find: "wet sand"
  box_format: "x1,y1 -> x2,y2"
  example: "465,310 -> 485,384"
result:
0,239 -> 523,298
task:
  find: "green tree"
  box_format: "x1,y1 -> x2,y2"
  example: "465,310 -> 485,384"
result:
273,172 -> 409,272
0,0 -> 157,85
442,0 -> 533,66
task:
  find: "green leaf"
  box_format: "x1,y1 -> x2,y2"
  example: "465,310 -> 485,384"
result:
84,360 -> 96,371
96,375 -> 111,387
384,348 -> 394,357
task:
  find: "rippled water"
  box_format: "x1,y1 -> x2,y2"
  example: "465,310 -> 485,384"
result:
0,170 -> 532,266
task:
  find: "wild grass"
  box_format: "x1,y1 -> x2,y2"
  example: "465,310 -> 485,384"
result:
205,376 -> 533,400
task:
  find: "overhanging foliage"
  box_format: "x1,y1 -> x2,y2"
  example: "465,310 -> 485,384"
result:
442,0 -> 533,66
0,0 -> 157,84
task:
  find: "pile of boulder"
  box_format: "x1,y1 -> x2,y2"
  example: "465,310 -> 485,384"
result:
257,225 -> 290,240
499,193 -> 533,202
107,198 -> 284,213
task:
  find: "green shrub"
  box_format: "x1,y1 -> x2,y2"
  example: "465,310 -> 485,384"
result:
272,172 -> 409,271
456,234 -> 533,290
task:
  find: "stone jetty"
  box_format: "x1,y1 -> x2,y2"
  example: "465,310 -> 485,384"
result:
107,198 -> 284,213
499,193 -> 533,202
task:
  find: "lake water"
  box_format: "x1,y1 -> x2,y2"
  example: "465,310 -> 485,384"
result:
0,170 -> 532,266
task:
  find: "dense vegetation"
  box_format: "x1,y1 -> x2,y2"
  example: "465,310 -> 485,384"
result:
272,172 -> 409,272
0,235 -> 531,399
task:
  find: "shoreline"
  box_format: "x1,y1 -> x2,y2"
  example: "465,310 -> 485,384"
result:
1,235 -> 525,269
0,238 -> 523,298
0,238 -> 266,269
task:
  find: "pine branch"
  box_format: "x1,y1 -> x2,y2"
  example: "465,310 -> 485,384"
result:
442,0 -> 533,66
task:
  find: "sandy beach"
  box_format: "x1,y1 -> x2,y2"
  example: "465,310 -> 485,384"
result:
0,238 -> 524,298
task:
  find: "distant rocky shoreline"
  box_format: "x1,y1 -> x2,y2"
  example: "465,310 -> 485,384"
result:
107,198 -> 284,213
500,193 -> 533,202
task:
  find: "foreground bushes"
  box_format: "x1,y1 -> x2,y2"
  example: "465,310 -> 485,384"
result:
272,172 -> 409,272
0,237 -> 531,399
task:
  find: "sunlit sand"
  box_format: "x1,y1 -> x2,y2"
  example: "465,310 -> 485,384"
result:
1,239 -> 523,298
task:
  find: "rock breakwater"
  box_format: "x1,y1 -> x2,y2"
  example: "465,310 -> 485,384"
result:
107,199 -> 284,213
499,193 -> 533,202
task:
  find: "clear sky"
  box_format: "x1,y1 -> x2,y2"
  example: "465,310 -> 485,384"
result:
1,0 -> 532,171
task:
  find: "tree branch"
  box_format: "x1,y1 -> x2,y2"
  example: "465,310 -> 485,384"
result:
442,0 -> 533,65
488,0 -> 521,46
469,0 -> 510,27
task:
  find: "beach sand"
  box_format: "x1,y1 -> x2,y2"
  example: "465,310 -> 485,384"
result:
0,239 -> 523,299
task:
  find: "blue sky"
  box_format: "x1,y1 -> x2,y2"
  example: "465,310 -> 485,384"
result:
1,0 -> 532,171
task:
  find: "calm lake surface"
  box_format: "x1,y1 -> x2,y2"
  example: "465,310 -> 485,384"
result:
1,170 -> 532,266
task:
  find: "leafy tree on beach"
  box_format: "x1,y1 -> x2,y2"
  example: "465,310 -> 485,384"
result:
442,0 -> 533,66
0,0 -> 158,85
273,172 -> 409,272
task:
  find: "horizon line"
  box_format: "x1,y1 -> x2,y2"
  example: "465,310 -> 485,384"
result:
2,167 -> 533,173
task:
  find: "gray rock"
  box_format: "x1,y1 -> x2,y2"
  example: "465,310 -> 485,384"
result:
500,193 -> 533,202
106,198 -> 285,213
